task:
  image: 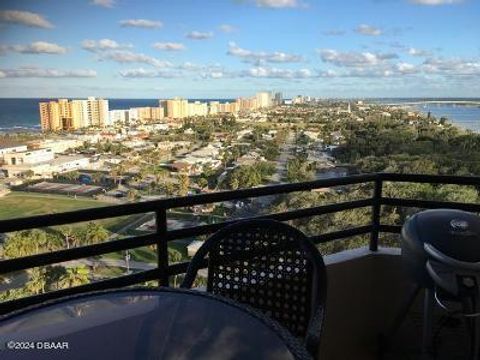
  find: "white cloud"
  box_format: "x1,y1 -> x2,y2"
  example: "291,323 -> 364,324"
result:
321,66 -> 417,78
0,10 -> 53,29
396,62 -> 418,74
422,57 -> 480,76
152,42 -> 186,51
318,49 -> 397,67
241,66 -> 314,79
119,19 -> 163,29
178,62 -> 203,70
317,48 -> 422,78
186,31 -> 214,40
355,24 -> 382,36
200,70 -> 229,79
91,0 -> 115,8
323,30 -> 346,36
209,71 -> 225,79
82,39 -> 131,52
408,48 -> 432,57
318,53 -> 480,79
0,67 -> 96,78
255,0 -> 303,8
101,50 -> 172,68
119,68 -> 182,78
1,42 -> 67,55
409,0 -> 463,5
219,24 -> 238,33
228,42 -> 303,64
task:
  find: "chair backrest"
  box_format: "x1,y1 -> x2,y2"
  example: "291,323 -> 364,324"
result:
181,219 -> 327,351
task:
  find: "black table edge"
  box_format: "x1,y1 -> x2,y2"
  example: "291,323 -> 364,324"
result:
0,286 -> 313,360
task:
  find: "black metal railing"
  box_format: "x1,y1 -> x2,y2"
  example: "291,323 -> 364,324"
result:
1,172 -> 479,314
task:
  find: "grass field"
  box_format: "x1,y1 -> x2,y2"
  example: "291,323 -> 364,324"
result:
0,192 -> 149,234
0,192 -> 107,221
0,192 -> 109,220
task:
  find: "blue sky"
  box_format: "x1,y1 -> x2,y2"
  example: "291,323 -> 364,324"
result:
0,0 -> 479,98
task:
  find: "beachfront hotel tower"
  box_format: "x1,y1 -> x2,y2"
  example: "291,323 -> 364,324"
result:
39,97 -> 110,131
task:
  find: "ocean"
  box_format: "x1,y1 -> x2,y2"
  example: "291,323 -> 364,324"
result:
0,98 -> 233,132
1,98 -> 479,133
413,104 -> 480,132
368,98 -> 480,132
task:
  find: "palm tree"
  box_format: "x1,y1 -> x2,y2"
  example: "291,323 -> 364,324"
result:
3,232 -> 32,258
25,268 -> 47,295
177,173 -> 190,196
84,222 -> 109,245
45,266 -> 67,290
127,189 -> 139,202
168,248 -> 183,287
3,230 -> 49,258
59,226 -> 74,249
59,266 -> 90,289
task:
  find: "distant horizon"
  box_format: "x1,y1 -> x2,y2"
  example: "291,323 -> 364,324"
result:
1,96 -> 480,100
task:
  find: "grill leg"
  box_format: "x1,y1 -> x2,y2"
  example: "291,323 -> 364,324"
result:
387,284 -> 421,339
379,284 -> 421,358
473,315 -> 480,360
422,288 -> 435,359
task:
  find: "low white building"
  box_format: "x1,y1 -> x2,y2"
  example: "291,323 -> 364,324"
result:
3,148 -> 54,166
2,155 -> 90,178
29,139 -> 83,154
0,143 -> 28,163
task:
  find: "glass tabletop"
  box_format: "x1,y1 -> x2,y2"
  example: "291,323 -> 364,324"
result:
0,288 -> 312,360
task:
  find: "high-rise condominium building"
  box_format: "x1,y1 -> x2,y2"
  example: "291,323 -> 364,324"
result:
237,97 -> 258,111
39,97 -> 110,131
125,107 -> 165,123
274,92 -> 283,105
39,101 -> 62,131
256,92 -> 272,108
87,97 -> 109,127
109,110 -> 129,125
188,101 -> 208,117
209,101 -> 220,115
70,100 -> 89,129
218,101 -> 239,113
160,98 -> 189,119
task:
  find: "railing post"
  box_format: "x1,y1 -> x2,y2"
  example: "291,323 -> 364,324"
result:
370,176 -> 383,251
156,207 -> 169,287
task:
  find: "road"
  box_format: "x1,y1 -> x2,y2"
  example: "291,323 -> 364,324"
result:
232,131 -> 296,219
270,130 -> 295,184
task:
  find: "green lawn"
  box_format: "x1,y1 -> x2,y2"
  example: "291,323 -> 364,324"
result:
0,192 -> 147,233
0,192 -> 107,220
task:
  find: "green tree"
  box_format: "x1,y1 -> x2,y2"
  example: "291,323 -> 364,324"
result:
3,229 -> 59,258
177,173 -> 190,196
25,268 -> 47,295
45,265 -> 67,291
127,189 -> 139,202
59,265 -> 90,288
197,177 -> 209,189
84,223 -> 109,245
168,248 -> 183,287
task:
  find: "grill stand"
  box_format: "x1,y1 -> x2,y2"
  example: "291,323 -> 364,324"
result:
422,288 -> 435,359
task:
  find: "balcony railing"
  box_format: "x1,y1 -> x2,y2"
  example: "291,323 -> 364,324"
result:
1,172 -> 480,314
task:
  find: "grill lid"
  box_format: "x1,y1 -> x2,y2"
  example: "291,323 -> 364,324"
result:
409,209 -> 480,263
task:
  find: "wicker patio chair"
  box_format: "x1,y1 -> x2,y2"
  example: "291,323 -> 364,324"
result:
181,219 -> 327,357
